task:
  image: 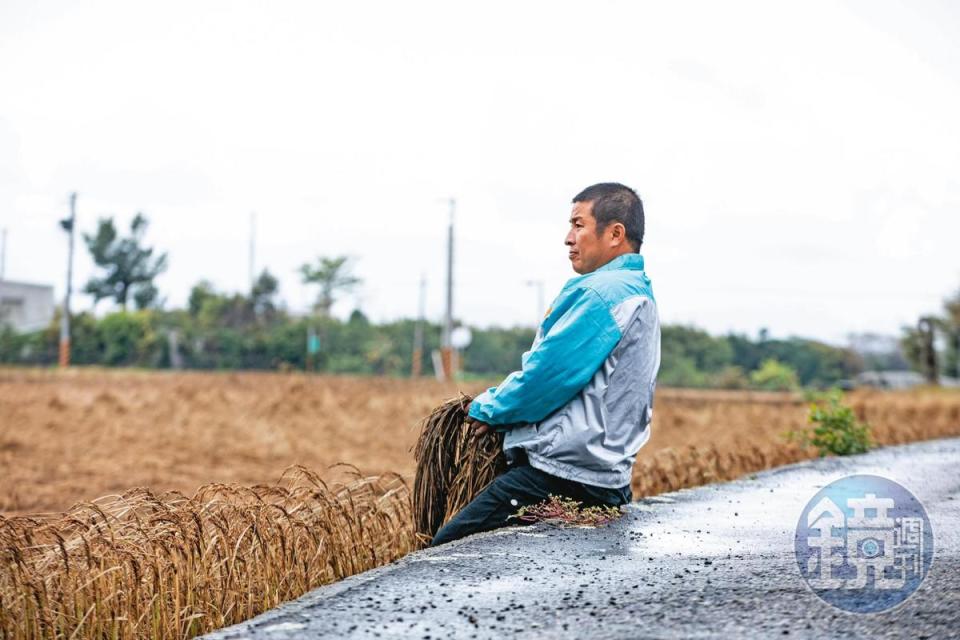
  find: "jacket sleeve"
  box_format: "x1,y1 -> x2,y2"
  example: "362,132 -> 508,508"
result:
467,286 -> 621,426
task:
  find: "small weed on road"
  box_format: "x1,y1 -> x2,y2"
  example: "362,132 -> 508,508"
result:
511,495 -> 624,527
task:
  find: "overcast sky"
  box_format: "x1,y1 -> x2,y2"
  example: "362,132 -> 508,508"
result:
1,0 -> 958,344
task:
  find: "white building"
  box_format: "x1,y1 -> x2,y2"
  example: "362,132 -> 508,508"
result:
0,280 -> 55,332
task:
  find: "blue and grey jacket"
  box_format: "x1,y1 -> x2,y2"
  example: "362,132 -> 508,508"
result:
468,253 -> 660,489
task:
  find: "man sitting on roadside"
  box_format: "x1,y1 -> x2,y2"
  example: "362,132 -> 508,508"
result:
432,182 -> 661,545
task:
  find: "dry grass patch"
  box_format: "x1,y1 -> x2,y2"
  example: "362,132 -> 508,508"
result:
0,467 -> 413,639
2,369 -> 960,639
631,387 -> 960,498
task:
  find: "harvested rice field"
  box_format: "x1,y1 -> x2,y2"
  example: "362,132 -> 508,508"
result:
2,367 -> 960,515
2,367 -> 960,639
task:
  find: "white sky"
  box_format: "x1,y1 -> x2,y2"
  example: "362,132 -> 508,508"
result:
1,0 -> 958,344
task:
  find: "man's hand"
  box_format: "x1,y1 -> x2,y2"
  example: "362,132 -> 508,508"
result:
465,415 -> 492,437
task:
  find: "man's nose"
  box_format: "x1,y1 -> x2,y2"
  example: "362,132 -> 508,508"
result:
564,229 -> 575,246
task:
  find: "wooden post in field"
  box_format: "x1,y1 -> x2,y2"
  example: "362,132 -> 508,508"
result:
58,193 -> 77,368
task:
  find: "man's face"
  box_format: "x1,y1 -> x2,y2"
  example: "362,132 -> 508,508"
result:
565,200 -> 606,274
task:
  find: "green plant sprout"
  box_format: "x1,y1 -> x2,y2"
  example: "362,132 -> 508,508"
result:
788,388 -> 872,457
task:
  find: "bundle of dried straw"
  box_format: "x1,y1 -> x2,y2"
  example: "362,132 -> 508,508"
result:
412,394 -> 506,546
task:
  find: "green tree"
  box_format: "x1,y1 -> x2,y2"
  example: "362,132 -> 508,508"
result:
657,355 -> 709,388
765,338 -> 861,387
250,269 -> 280,320
84,213 -> 168,310
96,311 -> 162,366
899,285 -> 960,382
299,256 -> 361,317
133,282 -> 161,310
711,365 -> 750,389
750,358 -> 800,391
661,325 -> 734,373
188,281 -> 218,317
178,275 -> 291,369
186,280 -> 259,330
465,326 -> 536,376
0,325 -> 31,363
940,291 -> 960,379
727,333 -> 860,387
901,317 -> 939,385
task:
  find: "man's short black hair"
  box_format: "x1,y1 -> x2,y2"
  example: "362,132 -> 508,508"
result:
572,182 -> 644,252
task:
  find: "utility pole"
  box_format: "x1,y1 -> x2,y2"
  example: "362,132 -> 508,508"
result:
249,211 -> 256,288
441,198 -> 455,381
412,273 -> 426,377
526,279 -> 545,328
58,193 -> 77,367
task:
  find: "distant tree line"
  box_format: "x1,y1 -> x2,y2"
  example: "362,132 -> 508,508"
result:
0,212 -> 872,388
0,298 -> 530,378
0,302 -> 865,388
658,325 -> 861,390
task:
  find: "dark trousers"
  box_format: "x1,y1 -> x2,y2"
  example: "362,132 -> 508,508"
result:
431,454 -> 632,546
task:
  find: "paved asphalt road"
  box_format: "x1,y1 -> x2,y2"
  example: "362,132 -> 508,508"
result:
204,438 -> 960,639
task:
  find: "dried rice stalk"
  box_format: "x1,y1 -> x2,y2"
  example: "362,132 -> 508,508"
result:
0,467 -> 414,640
412,394 -> 507,546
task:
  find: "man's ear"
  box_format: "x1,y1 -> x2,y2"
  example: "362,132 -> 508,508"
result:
609,222 -> 627,246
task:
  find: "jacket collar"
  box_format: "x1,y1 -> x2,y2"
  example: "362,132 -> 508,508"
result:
595,253 -> 645,273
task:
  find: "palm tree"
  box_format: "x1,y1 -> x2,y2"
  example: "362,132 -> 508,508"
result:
84,213 -> 168,311
299,256 -> 361,317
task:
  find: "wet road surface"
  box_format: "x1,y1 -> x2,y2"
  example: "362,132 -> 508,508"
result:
204,437 -> 960,639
